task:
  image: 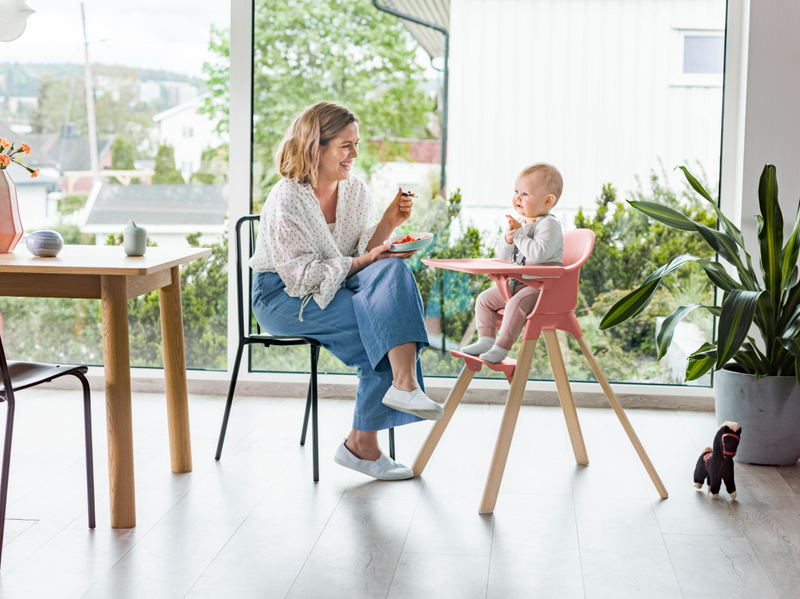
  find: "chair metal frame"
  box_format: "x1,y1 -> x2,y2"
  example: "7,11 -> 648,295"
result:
0,336 -> 95,568
214,215 -> 395,482
412,229 -> 668,512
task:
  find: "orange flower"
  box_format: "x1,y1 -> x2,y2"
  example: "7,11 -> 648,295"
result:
21,142 -> 31,155
0,154 -> 10,167
31,168 -> 40,178
0,139 -> 9,149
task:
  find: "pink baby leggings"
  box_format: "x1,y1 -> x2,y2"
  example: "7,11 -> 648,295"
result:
475,283 -> 541,350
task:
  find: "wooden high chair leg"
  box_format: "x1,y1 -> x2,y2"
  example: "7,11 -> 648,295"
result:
412,365 -> 476,476
479,337 -> 538,513
576,336 -> 669,499
542,331 -> 589,465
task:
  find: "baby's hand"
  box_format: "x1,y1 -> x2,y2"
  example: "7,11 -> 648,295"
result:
504,214 -> 521,243
505,214 -> 522,231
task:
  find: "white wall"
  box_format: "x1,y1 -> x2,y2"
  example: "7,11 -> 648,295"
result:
448,0 -> 727,233
738,0 -> 800,250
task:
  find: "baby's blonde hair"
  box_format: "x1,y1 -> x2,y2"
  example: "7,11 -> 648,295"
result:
275,101 -> 358,188
521,162 -> 563,202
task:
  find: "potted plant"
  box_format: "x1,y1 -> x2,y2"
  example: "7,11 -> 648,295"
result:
600,164 -> 800,466
0,138 -> 40,253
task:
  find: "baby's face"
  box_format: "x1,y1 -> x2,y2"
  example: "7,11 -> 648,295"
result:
512,172 -> 554,218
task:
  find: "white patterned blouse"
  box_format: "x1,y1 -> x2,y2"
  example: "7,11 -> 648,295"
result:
249,175 -> 378,317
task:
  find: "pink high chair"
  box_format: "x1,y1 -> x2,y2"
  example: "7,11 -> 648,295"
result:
415,229 -> 668,512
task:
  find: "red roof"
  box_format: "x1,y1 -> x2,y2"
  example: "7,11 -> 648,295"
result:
372,139 -> 442,164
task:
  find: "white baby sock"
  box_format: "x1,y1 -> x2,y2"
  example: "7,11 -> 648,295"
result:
480,344 -> 510,363
462,336 -> 496,356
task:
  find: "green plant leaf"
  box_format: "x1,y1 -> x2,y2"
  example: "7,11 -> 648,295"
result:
642,254 -> 701,285
599,279 -> 662,330
699,260 -> 741,292
745,336 -> 769,366
600,254 -> 702,330
656,303 -> 706,360
757,166 -> 784,305
694,223 -> 747,277
627,200 -> 696,231
677,165 -> 746,249
781,202 -> 800,290
778,336 -> 800,358
733,350 -> 760,375
778,279 -> 800,332
779,338 -> 800,386
716,290 -> 764,369
686,342 -> 717,381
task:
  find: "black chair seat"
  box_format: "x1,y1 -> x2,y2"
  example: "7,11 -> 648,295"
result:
0,338 -> 96,568
246,335 -> 321,347
0,362 -> 88,395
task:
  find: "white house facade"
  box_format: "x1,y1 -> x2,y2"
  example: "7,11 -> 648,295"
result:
152,94 -> 224,182
407,0 -> 727,233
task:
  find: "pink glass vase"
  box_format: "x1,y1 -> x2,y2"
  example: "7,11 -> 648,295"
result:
0,170 -> 24,253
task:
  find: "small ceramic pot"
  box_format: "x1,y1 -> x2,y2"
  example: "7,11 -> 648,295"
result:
26,230 -> 64,257
123,221 -> 147,256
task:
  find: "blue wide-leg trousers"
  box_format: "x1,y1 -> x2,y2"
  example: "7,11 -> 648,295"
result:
252,258 -> 429,431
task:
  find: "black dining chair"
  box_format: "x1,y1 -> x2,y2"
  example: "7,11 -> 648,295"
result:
0,335 -> 96,568
214,215 -> 395,482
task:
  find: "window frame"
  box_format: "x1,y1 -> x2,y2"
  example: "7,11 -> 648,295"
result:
672,28 -> 726,88
225,0 -> 734,392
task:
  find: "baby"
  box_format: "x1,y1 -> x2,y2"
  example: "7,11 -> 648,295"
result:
463,162 -> 564,363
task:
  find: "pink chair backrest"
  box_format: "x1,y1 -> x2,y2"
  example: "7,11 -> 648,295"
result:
529,228 -> 595,318
562,228 -> 596,271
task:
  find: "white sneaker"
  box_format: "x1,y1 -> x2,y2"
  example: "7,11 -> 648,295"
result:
333,441 -> 413,480
382,385 -> 444,421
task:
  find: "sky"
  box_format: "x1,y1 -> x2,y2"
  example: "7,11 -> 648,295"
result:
1,1 -> 439,80
0,0 -> 230,77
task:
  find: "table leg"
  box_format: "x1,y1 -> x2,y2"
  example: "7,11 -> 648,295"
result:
101,275 -> 136,528
411,365 -> 475,476
479,337 -> 537,513
159,266 -> 193,473
543,330 -> 589,465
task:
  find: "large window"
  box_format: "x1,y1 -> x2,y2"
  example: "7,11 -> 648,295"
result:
247,0 -> 727,388
0,0 -> 230,369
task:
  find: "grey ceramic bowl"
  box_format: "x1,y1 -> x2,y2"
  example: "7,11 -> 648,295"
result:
26,230 -> 64,257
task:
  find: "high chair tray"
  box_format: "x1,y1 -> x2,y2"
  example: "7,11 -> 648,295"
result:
422,258 -> 564,278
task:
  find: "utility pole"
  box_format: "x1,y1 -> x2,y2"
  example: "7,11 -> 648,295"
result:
81,2 -> 100,185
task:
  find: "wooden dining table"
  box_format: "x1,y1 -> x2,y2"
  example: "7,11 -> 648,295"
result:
0,244 -> 212,528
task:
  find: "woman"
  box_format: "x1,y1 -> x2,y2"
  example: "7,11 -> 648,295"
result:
250,101 -> 441,481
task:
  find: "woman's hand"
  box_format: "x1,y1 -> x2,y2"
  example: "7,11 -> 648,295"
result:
380,188 -> 414,231
367,243 -> 417,263
349,244 -> 417,277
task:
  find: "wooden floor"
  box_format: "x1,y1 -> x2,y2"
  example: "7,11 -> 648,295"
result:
0,388 -> 798,599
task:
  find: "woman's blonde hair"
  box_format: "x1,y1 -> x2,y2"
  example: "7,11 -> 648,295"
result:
275,101 -> 358,187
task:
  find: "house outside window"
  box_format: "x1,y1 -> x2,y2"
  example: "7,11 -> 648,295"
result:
673,29 -> 725,87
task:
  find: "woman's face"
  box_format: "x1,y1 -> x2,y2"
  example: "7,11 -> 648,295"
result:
318,121 -> 359,184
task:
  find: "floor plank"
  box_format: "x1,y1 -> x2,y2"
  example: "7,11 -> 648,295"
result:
0,390 -> 797,599
387,553 -> 490,599
285,497 -> 418,599
664,533 -> 779,599
487,493 -> 583,599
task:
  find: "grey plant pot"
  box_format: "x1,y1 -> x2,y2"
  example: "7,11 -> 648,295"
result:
715,365 -> 800,466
